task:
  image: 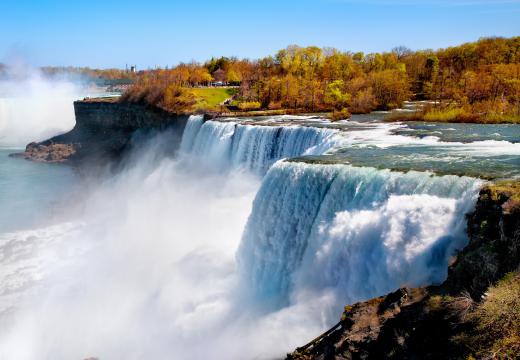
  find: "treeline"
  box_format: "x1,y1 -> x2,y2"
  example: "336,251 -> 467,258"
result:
0,63 -> 137,84
121,36 -> 520,121
41,66 -> 137,82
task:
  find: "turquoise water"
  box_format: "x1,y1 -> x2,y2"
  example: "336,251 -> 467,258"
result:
0,149 -> 78,232
329,120 -> 520,179
394,121 -> 520,143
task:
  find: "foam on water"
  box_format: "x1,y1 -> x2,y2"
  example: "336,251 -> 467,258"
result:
238,161 -> 481,308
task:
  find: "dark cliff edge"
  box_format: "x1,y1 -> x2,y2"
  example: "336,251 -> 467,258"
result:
10,99 -> 197,165
287,182 -> 519,360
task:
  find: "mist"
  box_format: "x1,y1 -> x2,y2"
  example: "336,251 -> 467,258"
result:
0,66 -> 84,148
0,131 -> 332,360
0,121 -> 482,359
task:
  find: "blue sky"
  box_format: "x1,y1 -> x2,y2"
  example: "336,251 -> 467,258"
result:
0,0 -> 519,68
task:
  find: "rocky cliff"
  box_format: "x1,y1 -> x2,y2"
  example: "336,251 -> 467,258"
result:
287,182 -> 520,360
12,98 -> 192,164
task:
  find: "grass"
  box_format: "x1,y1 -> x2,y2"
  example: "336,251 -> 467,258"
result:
423,108 -> 476,122
385,106 -> 520,124
190,87 -> 238,111
463,271 -> 520,359
486,181 -> 520,203
482,180 -> 520,214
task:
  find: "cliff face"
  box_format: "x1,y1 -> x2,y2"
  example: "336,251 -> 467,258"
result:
444,182 -> 520,299
287,183 -> 519,360
13,99 -> 191,164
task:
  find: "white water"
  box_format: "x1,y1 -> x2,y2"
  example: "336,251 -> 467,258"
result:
238,161 -> 480,309
0,115 -> 486,359
181,118 -> 341,174
332,120 -> 520,156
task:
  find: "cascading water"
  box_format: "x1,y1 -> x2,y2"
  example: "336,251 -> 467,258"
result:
237,161 -> 481,308
180,117 -> 341,174
0,112 -> 492,359
178,115 -> 483,311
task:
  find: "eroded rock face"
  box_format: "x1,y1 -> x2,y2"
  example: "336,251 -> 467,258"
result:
11,99 -> 191,165
287,287 -> 467,360
287,184 -> 520,360
445,184 -> 520,299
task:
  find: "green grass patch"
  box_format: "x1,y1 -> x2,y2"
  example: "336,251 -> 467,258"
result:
190,87 -> 238,111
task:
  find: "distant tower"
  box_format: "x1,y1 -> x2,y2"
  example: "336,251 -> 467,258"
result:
130,65 -> 136,73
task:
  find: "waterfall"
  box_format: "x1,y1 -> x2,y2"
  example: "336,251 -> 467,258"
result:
237,161 -> 481,308
179,114 -> 205,152
0,111 -> 490,359
180,117 -> 341,174
179,116 -> 483,309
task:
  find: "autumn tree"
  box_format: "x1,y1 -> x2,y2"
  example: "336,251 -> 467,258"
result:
324,80 -> 351,110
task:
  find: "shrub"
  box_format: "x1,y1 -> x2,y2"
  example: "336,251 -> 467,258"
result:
384,111 -> 425,122
120,82 -> 195,113
330,108 -> 351,121
238,101 -> 262,111
268,101 -> 282,110
161,85 -> 196,112
350,88 -> 377,114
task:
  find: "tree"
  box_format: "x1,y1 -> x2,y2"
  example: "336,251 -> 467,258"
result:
324,80 -> 351,110
370,69 -> 411,109
392,46 -> 413,60
226,69 -> 241,84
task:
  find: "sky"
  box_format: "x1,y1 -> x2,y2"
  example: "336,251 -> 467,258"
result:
0,0 -> 519,69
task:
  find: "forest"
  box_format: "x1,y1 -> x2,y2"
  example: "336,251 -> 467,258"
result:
109,37 -> 520,122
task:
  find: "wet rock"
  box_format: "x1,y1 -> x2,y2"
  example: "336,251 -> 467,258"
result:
10,142 -> 77,163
